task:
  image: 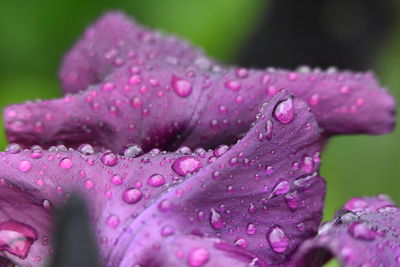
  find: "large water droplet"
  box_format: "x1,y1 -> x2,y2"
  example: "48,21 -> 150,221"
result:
123,144 -> 143,158
270,179 -> 290,198
188,247 -> 210,266
267,225 -> 289,253
273,97 -> 295,124
172,75 -> 192,97
0,220 -> 38,259
172,156 -> 202,176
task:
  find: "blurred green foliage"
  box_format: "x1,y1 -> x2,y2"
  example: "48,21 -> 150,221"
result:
0,1 -> 398,266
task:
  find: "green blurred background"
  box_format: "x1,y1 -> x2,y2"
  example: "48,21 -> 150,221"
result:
0,1 -> 398,266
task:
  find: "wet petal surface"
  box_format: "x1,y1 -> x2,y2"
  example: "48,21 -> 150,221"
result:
0,91 -> 324,266
3,12 -> 396,153
293,195 -> 400,267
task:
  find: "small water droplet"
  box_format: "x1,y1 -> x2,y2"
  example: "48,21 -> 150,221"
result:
78,144 -> 94,155
123,144 -> 143,158
147,174 -> 166,187
270,179 -> 290,198
265,120 -> 274,140
101,152 -> 118,166
188,247 -> 209,266
59,158 -> 73,169
225,80 -> 241,91
110,174 -> 123,185
106,215 -> 120,228
246,223 -> 256,235
210,208 -> 223,230
122,188 -> 142,204
18,160 -> 32,173
348,222 -> 376,241
213,145 -> 229,157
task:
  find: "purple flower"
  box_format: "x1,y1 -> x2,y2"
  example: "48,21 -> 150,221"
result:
0,12 -> 397,267
3,13 -> 395,152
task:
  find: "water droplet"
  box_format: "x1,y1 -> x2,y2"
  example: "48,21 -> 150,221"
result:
42,199 -> 53,211
161,225 -> 175,237
348,222 -> 376,241
265,165 -> 274,176
267,225 -> 288,253
301,156 -> 314,173
246,223 -> 256,235
0,220 -> 38,259
265,120 -> 274,140
78,144 -> 94,155
284,191 -> 299,211
106,215 -> 120,228
273,97 -> 295,124
101,82 -> 115,92
18,160 -> 32,173
101,152 -> 118,166
210,208 -> 223,230
59,158 -> 73,169
309,94 -> 320,106
188,247 -> 210,266
147,174 -> 166,187
270,179 -> 290,198
236,68 -> 249,78
110,174 -> 123,185
172,156 -> 202,176
225,80 -> 241,91
122,188 -> 143,204
172,75 -> 192,97
213,145 -> 229,157
123,144 -> 143,158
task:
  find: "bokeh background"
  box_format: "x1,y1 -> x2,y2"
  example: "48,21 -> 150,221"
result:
0,1 -> 398,266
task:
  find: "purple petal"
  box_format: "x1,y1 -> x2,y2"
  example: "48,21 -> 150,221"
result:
0,90 -> 324,266
4,12 -> 395,152
292,195 -> 400,267
108,90 -> 325,266
135,235 -> 267,267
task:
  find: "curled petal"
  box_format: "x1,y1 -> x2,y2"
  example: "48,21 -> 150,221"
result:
0,90 -> 324,266
111,90 -> 325,266
4,12 -> 396,152
293,195 -> 400,267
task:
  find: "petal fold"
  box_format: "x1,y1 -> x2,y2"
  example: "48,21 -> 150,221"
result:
4,12 -> 396,152
292,195 -> 400,267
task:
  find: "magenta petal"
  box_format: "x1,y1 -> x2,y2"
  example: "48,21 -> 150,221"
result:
136,235 -> 267,267
0,90 -> 325,266
4,12 -> 396,152
292,195 -> 400,267
110,90 -> 325,266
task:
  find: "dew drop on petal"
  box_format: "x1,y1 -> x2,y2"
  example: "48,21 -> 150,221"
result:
188,247 -> 210,267
209,208 -> 223,230
101,152 -> 118,166
246,223 -> 256,235
267,225 -> 289,253
110,174 -> 123,185
122,188 -> 142,204
265,120 -> 274,140
172,75 -> 192,97
270,179 -> 290,198
59,158 -> 73,169
348,222 -> 376,241
147,174 -> 166,187
224,80 -> 241,91
273,97 -> 295,124
172,156 -> 202,176
106,215 -> 120,228
18,160 -> 32,173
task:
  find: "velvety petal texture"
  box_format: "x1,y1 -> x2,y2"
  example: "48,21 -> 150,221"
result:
0,91 -> 325,266
293,195 -> 400,267
3,12 -> 396,153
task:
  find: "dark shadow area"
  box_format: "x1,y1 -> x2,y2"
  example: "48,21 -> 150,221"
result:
239,0 -> 397,70
50,195 -> 101,267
